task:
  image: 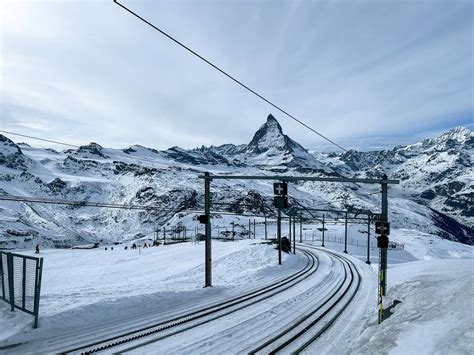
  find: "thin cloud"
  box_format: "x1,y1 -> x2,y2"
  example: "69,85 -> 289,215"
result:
1,0 -> 472,151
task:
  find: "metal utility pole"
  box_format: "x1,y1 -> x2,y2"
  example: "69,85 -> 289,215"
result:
204,172 -> 212,287
344,211 -> 348,253
293,216 -> 296,254
380,175 -> 389,295
248,219 -> 251,239
253,219 -> 256,239
321,214 -> 326,247
197,173 -> 399,292
277,209 -> 282,265
264,215 -> 267,240
288,216 -> 291,243
366,215 -> 371,265
377,174 -> 390,323
299,218 -> 303,243
231,221 -> 235,241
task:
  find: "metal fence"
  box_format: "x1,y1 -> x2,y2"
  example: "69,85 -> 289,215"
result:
0,251 -> 43,328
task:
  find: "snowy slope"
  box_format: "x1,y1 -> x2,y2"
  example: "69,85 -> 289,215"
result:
347,258 -> 473,355
0,226 -> 471,353
0,116 -> 472,249
339,126 -> 473,229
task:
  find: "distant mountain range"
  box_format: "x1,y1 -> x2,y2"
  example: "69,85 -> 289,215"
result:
0,114 -> 472,248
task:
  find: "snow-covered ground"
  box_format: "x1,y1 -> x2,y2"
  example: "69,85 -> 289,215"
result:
0,239 -> 301,347
345,229 -> 473,355
348,258 -> 474,355
0,228 -> 472,354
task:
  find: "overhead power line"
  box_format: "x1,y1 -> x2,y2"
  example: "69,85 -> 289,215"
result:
0,194 -> 190,212
0,194 -> 267,218
0,130 -> 170,167
0,130 -> 79,148
113,0 -> 347,152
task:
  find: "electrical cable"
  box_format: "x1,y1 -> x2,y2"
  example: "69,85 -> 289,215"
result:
113,0 -> 347,152
0,194 -> 192,212
0,130 -> 175,167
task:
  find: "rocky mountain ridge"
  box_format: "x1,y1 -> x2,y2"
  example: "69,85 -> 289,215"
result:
0,115 -> 472,248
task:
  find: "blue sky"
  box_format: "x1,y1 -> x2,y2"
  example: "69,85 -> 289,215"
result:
1,0 -> 472,152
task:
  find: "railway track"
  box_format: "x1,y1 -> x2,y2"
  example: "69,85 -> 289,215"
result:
247,246 -> 361,354
107,246 -> 361,354
58,248 -> 319,354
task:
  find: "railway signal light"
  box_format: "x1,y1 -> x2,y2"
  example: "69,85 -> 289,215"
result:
377,235 -> 389,248
375,221 -> 390,235
274,196 -> 288,209
273,182 -> 288,208
197,215 -> 208,224
273,182 -> 288,196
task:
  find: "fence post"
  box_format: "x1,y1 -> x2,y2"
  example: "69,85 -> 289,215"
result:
288,216 -> 291,245
264,215 -> 267,240
7,253 -> 14,311
0,253 -> 5,300
22,258 -> 26,310
321,214 -> 326,247
366,216 -> 371,264
292,216 -> 296,254
299,218 -> 303,243
277,209 -> 282,265
33,257 -> 43,329
344,212 -> 348,253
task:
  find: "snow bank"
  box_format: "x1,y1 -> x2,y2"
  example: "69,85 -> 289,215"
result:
348,259 -> 474,355
390,229 -> 473,260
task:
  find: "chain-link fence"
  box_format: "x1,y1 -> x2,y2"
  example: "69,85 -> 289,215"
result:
0,251 -> 43,328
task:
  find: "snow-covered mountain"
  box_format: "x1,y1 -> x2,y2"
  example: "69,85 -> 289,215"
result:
339,126 -> 473,229
0,115 -> 472,248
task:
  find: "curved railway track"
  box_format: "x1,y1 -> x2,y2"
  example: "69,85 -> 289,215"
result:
59,249 -> 319,354
247,246 -> 361,354
108,246 -> 361,354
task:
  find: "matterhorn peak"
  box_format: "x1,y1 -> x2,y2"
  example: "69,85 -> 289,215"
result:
243,113 -> 310,160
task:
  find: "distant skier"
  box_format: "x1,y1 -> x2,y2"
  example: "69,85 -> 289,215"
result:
35,244 -> 40,254
124,246 -> 128,250
132,243 -> 137,250
143,242 -> 148,248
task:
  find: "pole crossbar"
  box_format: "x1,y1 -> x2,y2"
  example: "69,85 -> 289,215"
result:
298,207 -> 373,216
198,174 -> 399,185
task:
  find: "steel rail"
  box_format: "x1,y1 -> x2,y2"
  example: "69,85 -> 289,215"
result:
248,246 -> 361,354
292,247 -> 361,353
60,249 -> 319,354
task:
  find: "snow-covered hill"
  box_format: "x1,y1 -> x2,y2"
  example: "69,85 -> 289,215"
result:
339,126 -> 473,229
0,115 -> 472,248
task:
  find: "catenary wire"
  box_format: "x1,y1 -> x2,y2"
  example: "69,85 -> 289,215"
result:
0,130 -> 178,167
112,0 -> 347,152
0,194 -> 190,212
